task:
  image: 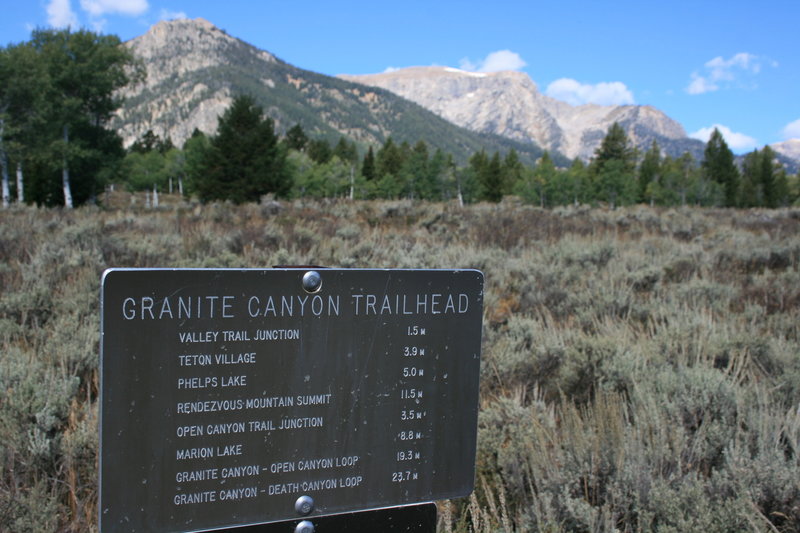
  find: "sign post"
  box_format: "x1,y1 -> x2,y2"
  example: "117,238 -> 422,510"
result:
100,268 -> 483,532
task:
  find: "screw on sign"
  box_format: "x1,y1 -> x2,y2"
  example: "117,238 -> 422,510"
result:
302,270 -> 322,293
295,495 -> 314,516
295,521 -> 315,533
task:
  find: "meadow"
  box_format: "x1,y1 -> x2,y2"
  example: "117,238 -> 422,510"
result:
1,195 -> 799,532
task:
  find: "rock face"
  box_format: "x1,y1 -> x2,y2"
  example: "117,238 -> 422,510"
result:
340,67 -> 691,161
112,18 -> 550,164
770,139 -> 800,173
114,18 -> 267,146
771,139 -> 800,161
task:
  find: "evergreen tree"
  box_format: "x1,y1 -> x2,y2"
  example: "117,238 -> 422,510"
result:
481,152 -> 504,202
427,148 -> 448,201
307,138 -> 332,164
591,123 -> 636,176
638,140 -> 661,203
285,124 -> 308,152
590,123 -> 636,208
773,166 -> 790,207
407,140 -> 431,199
466,150 -> 488,202
760,146 -> 778,208
702,128 -> 740,207
502,148 -> 525,195
740,149 -> 762,207
332,137 -> 358,165
182,129 -> 209,197
194,95 -> 290,203
361,146 -> 376,181
376,137 -> 404,179
131,130 -> 157,154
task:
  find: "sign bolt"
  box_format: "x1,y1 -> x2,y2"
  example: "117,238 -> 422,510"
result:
295,520 -> 315,533
302,271 -> 322,293
295,495 -> 315,516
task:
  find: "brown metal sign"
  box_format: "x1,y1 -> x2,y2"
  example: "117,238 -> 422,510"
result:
100,269 -> 483,532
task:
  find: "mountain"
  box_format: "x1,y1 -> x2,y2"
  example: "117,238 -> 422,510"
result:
771,140 -> 800,173
112,18 -> 554,165
339,67 -> 706,162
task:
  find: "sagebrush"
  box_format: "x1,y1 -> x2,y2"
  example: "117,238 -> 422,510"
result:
1,197 -> 799,532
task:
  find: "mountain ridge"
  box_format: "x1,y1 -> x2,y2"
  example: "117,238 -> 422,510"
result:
112,18 -> 556,165
339,66 -> 703,162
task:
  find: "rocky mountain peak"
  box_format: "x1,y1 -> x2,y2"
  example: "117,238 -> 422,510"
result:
341,67 -> 691,161
115,18 -> 279,147
771,139 -> 800,161
126,17 -> 274,87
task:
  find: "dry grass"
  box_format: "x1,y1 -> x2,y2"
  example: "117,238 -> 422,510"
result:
1,196 -> 799,532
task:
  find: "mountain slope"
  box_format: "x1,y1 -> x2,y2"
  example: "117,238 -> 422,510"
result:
771,140 -> 800,173
339,67 -> 706,161
113,18 -> 554,165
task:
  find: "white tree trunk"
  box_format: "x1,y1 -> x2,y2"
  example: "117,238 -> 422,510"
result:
1,153 -> 9,208
0,119 -> 8,208
62,124 -> 73,209
349,165 -> 354,200
16,162 -> 24,204
153,184 -> 159,207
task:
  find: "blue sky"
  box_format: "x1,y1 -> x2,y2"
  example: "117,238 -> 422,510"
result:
2,0 -> 799,154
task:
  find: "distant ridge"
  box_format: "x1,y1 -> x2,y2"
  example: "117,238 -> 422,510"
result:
112,18 -> 554,165
771,139 -> 800,173
340,66 -> 706,161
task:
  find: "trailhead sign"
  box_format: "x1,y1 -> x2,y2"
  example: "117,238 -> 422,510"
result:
100,268 -> 484,532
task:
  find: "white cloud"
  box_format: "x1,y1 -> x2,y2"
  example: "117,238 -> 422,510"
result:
782,118 -> 800,140
686,52 -> 772,95
689,124 -> 758,152
47,0 -> 79,28
159,8 -> 187,20
459,50 -> 527,73
79,0 -> 148,17
545,78 -> 634,106
686,73 -> 718,95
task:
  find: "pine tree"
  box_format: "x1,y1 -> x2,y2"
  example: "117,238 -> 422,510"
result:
760,146 -> 778,208
590,123 -> 636,208
195,95 -> 290,203
638,141 -> 661,203
285,124 -> 308,152
332,137 -> 358,165
307,138 -> 332,164
407,140 -> 431,199
740,149 -> 762,207
361,146 -> 376,181
376,137 -> 404,178
702,128 -> 740,207
591,123 -> 636,175
481,152 -> 504,203
502,148 -> 525,195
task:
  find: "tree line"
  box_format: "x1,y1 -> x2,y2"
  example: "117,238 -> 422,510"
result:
2,29 -> 798,209
127,102 -> 798,209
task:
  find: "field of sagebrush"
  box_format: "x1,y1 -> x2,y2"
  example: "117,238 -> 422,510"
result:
1,197 -> 799,532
